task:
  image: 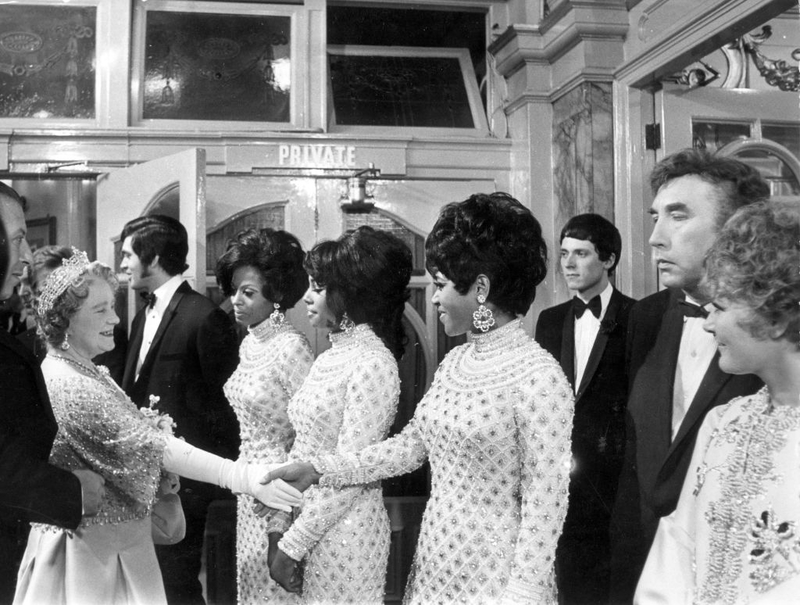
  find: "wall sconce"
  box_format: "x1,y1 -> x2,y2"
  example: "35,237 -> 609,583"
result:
340,163 -> 380,214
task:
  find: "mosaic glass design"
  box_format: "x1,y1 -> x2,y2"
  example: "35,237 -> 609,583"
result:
0,5 -> 96,119
143,11 -> 291,122
329,54 -> 475,128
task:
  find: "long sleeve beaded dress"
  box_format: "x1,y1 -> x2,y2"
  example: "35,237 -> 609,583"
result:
278,324 -> 400,604
312,319 -> 575,604
14,357 -> 171,605
636,387 -> 800,605
222,320 -> 313,604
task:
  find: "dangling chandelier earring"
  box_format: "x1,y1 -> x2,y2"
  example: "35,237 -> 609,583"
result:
60,332 -> 71,350
472,295 -> 496,333
269,302 -> 285,326
339,312 -> 355,333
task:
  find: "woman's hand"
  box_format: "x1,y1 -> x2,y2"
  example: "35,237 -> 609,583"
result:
253,462 -> 321,517
270,547 -> 303,593
267,532 -> 282,567
262,462 -> 321,493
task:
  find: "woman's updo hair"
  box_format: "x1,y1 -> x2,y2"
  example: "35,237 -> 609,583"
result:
425,192 -> 548,316
37,261 -> 118,348
304,226 -> 412,360
215,228 -> 307,312
705,200 -> 799,347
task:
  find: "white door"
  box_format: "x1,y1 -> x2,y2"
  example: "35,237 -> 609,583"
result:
658,84 -> 800,201
96,148 -> 207,328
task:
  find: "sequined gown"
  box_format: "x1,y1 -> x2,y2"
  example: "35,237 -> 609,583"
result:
314,319 -> 575,604
636,387 -> 800,605
278,324 -> 400,604
222,320 -> 313,604
14,357 -> 169,605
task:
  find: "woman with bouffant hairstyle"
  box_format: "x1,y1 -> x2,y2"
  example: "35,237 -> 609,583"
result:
216,228 -> 313,605
637,201 -> 800,604
267,193 -> 575,603
268,226 -> 412,603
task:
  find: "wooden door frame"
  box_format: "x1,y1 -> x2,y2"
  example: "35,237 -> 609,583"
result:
612,0 -> 796,299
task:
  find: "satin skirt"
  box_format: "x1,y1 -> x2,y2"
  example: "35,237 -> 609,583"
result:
14,516 -> 166,605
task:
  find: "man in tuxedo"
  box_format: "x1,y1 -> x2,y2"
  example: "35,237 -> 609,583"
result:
120,215 -> 239,605
608,149 -> 769,603
535,214 -> 634,604
0,183 -> 105,604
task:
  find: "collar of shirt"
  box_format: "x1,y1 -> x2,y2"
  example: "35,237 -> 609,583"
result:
148,275 -> 184,317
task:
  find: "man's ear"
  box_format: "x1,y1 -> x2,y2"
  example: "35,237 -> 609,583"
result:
603,253 -> 616,271
148,254 -> 161,272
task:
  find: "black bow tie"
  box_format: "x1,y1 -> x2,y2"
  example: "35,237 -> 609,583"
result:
140,291 -> 157,309
573,295 -> 601,319
678,300 -> 709,319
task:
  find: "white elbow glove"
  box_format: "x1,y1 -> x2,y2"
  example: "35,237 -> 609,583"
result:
162,436 -> 302,512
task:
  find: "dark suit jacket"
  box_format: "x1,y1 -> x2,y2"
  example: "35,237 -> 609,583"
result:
608,289 -> 763,604
537,288 -> 634,529
0,329 -> 82,601
122,281 -> 240,464
536,289 -> 634,599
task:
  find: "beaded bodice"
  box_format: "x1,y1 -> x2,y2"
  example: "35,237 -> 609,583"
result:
39,357 -> 167,529
316,320 -> 575,603
688,388 -> 800,603
287,324 -> 398,461
223,321 -> 313,463
279,324 -> 400,563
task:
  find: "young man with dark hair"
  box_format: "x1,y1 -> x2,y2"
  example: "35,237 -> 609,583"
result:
120,214 -> 240,605
0,183 -> 105,604
609,148 -> 769,604
535,213 -> 635,604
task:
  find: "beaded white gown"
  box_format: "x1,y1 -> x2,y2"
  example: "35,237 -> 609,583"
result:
636,387 -> 800,605
278,324 -> 400,604
313,319 -> 575,604
222,320 -> 313,605
14,357 -> 169,605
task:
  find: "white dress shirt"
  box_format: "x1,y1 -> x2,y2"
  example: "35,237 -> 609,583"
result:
136,275 -> 184,380
574,282 -> 613,391
671,294 -> 717,440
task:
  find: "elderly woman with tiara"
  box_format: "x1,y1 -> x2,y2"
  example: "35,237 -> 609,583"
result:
635,201 -> 800,604
13,250 -> 302,605
266,193 -> 575,603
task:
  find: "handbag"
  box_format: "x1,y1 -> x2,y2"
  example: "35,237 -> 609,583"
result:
151,492 -> 186,545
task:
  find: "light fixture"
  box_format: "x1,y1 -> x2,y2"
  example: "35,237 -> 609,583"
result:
340,163 -> 380,214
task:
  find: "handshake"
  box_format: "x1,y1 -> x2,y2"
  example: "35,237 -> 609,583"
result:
253,462 -> 322,517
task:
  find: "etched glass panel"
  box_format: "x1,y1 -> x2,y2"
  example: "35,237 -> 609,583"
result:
143,11 -> 291,122
692,121 -> 751,151
734,147 -> 800,197
329,53 -> 475,128
0,5 -> 96,118
762,123 -> 800,159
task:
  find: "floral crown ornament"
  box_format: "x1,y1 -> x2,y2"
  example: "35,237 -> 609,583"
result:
36,247 -> 91,315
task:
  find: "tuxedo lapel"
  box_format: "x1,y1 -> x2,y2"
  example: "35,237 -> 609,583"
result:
559,307 -> 576,391
122,309 -> 146,392
642,293 -> 684,444
136,283 -> 187,384
575,289 -> 622,400
667,350 -> 731,455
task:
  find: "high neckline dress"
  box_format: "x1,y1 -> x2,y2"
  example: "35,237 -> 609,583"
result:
278,324 -> 401,604
314,319 -> 575,604
223,320 -> 313,604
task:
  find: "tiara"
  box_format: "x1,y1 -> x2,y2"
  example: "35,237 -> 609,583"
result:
36,248 -> 91,315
